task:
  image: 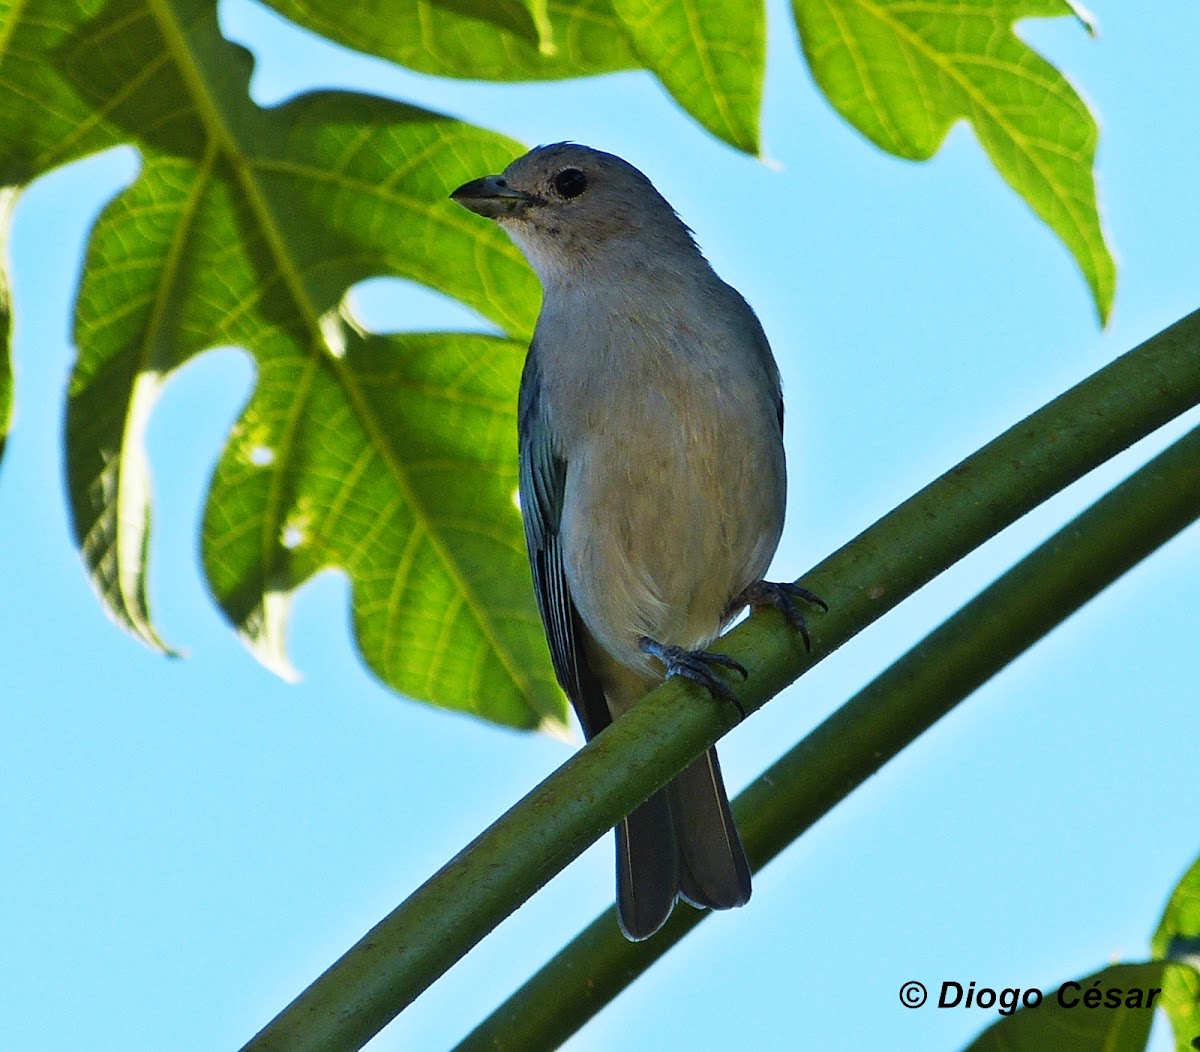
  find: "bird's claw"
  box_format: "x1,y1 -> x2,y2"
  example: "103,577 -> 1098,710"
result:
735,580 -> 828,653
638,637 -> 749,718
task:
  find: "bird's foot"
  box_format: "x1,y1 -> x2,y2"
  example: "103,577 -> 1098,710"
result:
734,580 -> 828,652
638,637 -> 749,719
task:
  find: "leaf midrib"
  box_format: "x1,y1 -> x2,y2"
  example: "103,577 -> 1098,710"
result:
144,0 -> 542,712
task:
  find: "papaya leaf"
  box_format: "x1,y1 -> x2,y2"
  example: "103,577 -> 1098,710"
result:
791,0 -> 1114,322
262,0 -> 763,152
964,962 -> 1171,1052
2,0 -> 565,729
610,0 -> 765,153
1151,854 -> 1200,1052
202,328 -> 563,729
0,0 -> 128,469
259,0 -> 638,81
0,187 -> 13,459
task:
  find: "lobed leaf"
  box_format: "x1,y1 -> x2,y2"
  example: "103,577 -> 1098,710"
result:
2,0 -> 565,729
262,0 -> 765,153
0,187 -> 13,458
0,0 -> 1122,728
610,0 -> 765,153
1151,854 -> 1200,1051
791,0 -> 1115,321
260,0 -> 638,81
203,328 -> 562,727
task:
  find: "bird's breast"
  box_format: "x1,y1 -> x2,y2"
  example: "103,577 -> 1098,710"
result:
547,333 -> 786,673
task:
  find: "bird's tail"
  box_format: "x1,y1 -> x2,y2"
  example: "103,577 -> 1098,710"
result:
616,790 -> 678,940
615,747 -> 751,940
671,748 -> 752,912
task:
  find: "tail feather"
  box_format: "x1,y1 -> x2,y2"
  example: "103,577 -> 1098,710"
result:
670,748 -> 752,910
600,661 -> 750,936
616,789 -> 679,940
616,747 -> 751,939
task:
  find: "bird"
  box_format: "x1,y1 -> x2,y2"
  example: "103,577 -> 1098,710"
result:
451,143 -> 823,940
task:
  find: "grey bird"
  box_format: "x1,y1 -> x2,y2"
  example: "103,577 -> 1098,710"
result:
451,144 -> 823,940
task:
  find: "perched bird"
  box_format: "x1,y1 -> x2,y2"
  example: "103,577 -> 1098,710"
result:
452,144 -> 822,940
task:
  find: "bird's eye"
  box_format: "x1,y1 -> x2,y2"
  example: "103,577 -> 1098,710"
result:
552,168 -> 588,199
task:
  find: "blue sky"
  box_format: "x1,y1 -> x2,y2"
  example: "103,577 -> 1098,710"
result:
3,1 -> 1199,1049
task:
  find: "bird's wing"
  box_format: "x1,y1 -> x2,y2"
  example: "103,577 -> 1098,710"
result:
518,341 -> 611,741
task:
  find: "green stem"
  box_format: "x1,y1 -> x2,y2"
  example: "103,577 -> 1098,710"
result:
457,409 -> 1200,1052
241,309 -> 1200,1052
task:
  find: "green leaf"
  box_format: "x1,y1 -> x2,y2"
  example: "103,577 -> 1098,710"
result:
963,962 -> 1170,1052
0,187 -> 14,458
1157,966 -> 1200,1052
259,0 -> 638,81
1151,855 -> 1200,1051
416,0 -> 557,52
0,0 -> 136,469
203,329 -> 563,728
609,0 -> 765,153
5,0 -> 565,729
791,0 -> 1115,322
262,0 -> 764,152
0,0 -> 126,182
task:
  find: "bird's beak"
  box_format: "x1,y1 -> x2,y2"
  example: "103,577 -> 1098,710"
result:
450,176 -> 538,219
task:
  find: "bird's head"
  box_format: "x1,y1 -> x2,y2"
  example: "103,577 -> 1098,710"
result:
451,143 -> 696,282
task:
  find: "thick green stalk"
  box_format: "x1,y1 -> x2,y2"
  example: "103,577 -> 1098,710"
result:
240,309 -> 1200,1052
457,414 -> 1200,1052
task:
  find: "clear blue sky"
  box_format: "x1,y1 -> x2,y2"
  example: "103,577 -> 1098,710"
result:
3,2 -> 1198,1049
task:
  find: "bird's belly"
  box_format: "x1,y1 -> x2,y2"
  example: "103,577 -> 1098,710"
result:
560,416 -> 784,674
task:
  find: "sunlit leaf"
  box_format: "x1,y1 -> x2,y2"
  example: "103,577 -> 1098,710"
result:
610,0 -> 764,153
0,187 -> 14,458
1,0 -> 565,729
202,328 -> 563,728
264,0 -> 764,152
260,0 -> 638,81
0,0 -> 1121,728
1151,854 -> 1200,1051
791,0 -> 1114,322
